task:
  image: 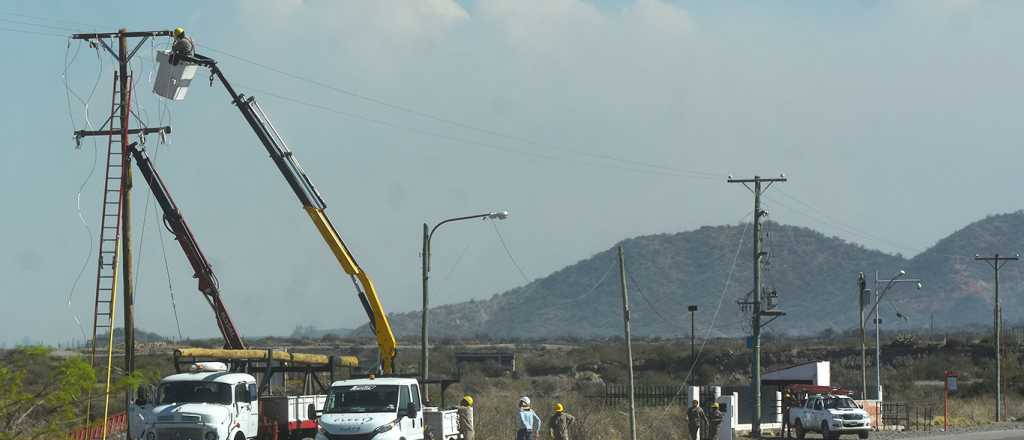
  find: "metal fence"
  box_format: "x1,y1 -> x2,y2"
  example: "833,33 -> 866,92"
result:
599,383 -> 687,407
881,401 -> 937,431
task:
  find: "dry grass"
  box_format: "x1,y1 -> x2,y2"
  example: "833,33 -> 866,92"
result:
442,374 -> 695,440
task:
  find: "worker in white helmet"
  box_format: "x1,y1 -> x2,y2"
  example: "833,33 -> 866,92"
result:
515,396 -> 541,440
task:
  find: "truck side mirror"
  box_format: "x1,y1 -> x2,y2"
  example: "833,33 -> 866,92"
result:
405,402 -> 418,419
308,403 -> 319,420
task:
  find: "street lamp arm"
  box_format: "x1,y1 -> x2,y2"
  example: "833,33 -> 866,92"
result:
426,211 -> 509,272
863,277 -> 922,326
429,213 -> 498,241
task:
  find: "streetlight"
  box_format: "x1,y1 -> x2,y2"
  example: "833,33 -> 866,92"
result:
421,211 -> 509,401
864,270 -> 922,401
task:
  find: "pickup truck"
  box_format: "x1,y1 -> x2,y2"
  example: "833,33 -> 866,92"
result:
312,376 -> 461,440
790,394 -> 870,439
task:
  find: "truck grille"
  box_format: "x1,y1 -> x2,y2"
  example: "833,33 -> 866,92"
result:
156,427 -> 207,440
324,433 -> 376,440
841,413 -> 863,420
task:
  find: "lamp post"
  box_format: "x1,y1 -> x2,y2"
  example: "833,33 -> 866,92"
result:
421,211 -> 509,401
865,270 -> 922,401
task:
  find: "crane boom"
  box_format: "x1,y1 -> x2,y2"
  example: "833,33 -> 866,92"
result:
184,54 -> 397,372
129,142 -> 245,349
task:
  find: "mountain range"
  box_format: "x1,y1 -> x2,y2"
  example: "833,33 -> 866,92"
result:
351,211 -> 1024,338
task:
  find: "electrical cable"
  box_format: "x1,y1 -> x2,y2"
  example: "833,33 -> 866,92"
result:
247,85 -> 708,181
62,38 -> 106,346
156,218 -> 184,341
624,270 -> 686,335
440,243 -> 472,283
200,45 -> 722,181
488,218 -> 531,284
0,17 -> 81,32
662,212 -> 752,408
0,26 -> 65,38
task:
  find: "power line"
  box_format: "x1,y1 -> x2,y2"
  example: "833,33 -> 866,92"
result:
246,85 -> 715,180
201,45 -> 721,180
489,218 -> 531,284
0,17 -> 82,32
0,26 -> 65,38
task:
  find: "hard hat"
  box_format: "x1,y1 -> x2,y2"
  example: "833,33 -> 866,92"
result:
462,395 -> 474,406
519,396 -> 531,407
711,402 -> 719,409
173,27 -> 185,38
554,403 -> 564,412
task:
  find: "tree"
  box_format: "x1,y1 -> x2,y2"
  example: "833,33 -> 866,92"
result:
0,347 -> 94,440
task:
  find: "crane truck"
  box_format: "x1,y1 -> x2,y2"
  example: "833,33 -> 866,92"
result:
164,49 -> 463,440
124,140 -> 363,440
178,52 -> 399,375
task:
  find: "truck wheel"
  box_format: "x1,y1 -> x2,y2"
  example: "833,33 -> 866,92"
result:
821,421 -> 834,440
858,431 -> 869,439
794,419 -> 805,440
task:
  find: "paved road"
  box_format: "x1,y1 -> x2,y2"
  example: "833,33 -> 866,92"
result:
894,431 -> 1024,440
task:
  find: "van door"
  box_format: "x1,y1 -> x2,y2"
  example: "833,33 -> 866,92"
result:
234,382 -> 258,437
397,385 -> 412,435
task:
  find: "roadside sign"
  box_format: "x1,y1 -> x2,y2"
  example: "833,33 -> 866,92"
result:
947,375 -> 958,392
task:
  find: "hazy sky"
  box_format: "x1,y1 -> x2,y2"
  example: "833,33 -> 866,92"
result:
2,0 -> 1023,345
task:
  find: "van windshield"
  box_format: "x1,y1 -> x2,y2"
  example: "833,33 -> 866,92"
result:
325,385 -> 399,414
158,381 -> 232,405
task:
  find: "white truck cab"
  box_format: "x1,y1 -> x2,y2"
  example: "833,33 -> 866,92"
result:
314,377 -> 427,440
790,394 -> 870,440
132,362 -> 259,440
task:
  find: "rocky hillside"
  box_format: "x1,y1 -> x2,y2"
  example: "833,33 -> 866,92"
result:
353,211 -> 1024,338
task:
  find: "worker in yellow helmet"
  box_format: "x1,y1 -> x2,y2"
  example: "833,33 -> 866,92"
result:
707,402 -> 724,440
457,395 -> 474,440
171,27 -> 194,63
548,402 -> 576,440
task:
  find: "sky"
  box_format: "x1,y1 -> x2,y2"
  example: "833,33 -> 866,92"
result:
1,0 -> 1023,346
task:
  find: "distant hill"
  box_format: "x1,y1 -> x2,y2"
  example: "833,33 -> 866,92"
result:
360,212 -> 1024,338
290,325 -> 355,339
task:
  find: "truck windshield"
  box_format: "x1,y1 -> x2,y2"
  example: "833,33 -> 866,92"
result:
325,385 -> 399,414
825,397 -> 858,409
159,381 -> 232,405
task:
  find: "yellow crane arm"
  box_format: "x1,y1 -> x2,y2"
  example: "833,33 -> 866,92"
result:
306,207 -> 397,372
187,55 -> 398,373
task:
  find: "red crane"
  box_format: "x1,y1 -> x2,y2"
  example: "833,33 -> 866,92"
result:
129,142 -> 245,349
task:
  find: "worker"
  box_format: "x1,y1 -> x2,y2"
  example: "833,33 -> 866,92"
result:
548,403 -> 576,440
170,27 -> 194,63
707,402 -> 723,440
782,390 -> 799,438
686,399 -> 708,440
457,395 -> 475,440
516,396 -> 542,440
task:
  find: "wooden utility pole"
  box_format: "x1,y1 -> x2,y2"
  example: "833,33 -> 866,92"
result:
618,246 -> 637,440
71,28 -> 172,438
728,174 -> 786,438
975,253 -> 1018,422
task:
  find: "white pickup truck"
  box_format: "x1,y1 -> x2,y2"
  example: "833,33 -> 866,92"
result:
790,394 -> 870,440
312,377 -> 461,440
